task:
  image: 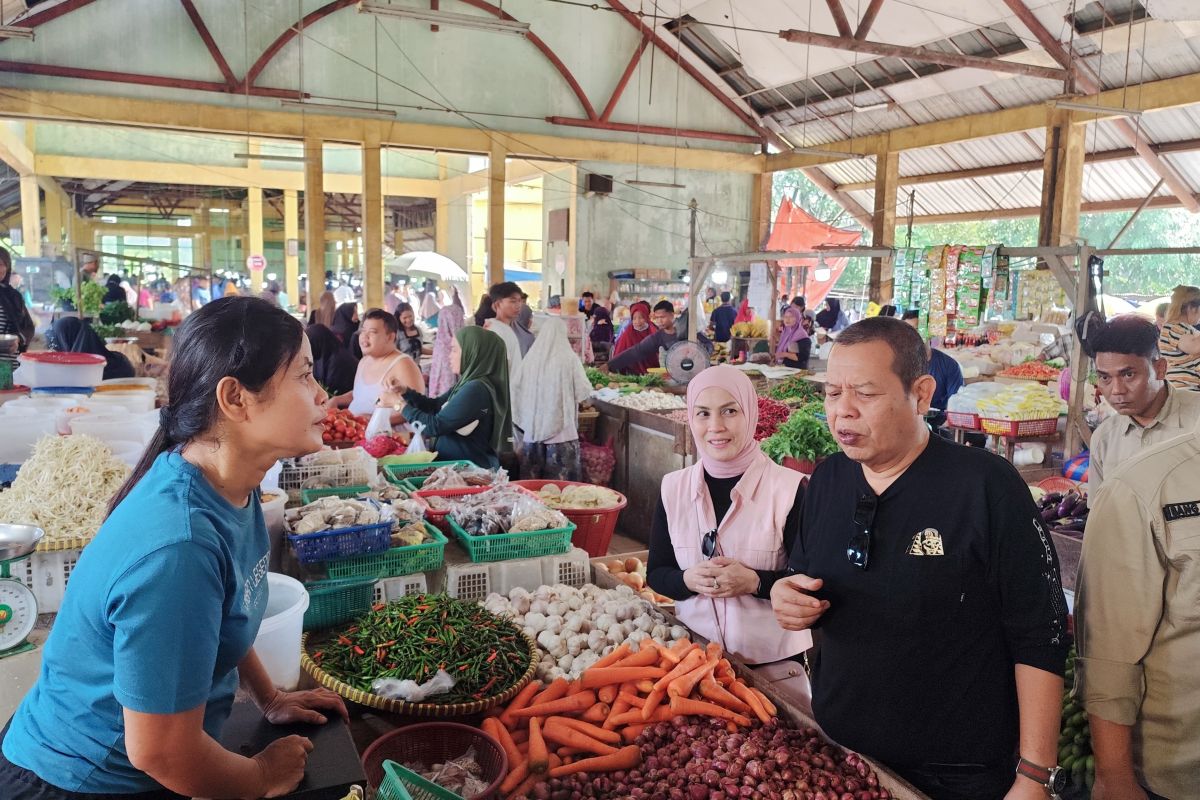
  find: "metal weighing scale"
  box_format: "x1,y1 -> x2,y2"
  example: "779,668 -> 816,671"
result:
0,523 -> 44,658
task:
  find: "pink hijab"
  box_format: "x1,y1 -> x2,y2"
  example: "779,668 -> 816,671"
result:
686,365 -> 767,479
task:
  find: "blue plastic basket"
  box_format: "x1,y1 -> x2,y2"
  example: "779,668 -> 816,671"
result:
286,519 -> 393,564
30,386 -> 93,396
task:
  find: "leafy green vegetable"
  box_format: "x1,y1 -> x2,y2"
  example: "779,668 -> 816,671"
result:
99,301 -> 135,325
585,367 -> 664,389
767,375 -> 824,403
760,405 -> 840,464
79,282 -> 106,318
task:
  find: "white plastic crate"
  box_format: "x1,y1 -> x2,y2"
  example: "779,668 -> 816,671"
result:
277,450 -> 376,503
20,549 -> 82,614
541,548 -> 590,589
489,558 -> 546,599
380,573 -> 429,602
445,561 -> 491,603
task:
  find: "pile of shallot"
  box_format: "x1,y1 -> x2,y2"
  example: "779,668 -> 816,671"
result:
531,716 -> 891,800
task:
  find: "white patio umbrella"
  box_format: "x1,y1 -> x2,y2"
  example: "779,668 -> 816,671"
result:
394,251 -> 468,282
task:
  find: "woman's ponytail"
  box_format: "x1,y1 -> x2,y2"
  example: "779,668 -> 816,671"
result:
104,297 -> 304,518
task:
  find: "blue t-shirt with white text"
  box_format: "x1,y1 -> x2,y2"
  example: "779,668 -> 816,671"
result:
3,451 -> 269,792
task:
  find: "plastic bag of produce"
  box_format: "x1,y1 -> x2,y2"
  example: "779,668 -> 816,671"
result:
580,436 -> 616,486
406,420 -> 429,454
372,668 -> 456,701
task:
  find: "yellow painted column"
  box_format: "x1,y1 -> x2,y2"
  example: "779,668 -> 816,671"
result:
362,133 -> 384,309
869,143 -> 899,303
19,174 -> 39,257
197,203 -> 212,272
435,154 -> 450,254
565,165 -> 578,298
44,188 -> 63,253
284,189 -> 299,304
749,171 -> 773,251
304,137 -> 326,301
247,186 -> 264,293
487,140 -> 507,287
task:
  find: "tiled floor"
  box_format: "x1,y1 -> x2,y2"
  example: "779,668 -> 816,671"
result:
606,530 -> 646,555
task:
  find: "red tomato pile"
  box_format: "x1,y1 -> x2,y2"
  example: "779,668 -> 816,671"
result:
998,361 -> 1062,381
755,396 -> 792,441
322,409 -> 368,444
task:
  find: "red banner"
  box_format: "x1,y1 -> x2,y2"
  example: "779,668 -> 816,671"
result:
765,196 -> 861,308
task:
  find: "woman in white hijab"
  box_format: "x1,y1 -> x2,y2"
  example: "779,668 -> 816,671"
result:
511,317 -> 592,480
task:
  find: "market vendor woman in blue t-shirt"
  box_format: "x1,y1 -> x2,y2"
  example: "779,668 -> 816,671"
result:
0,296 -> 347,799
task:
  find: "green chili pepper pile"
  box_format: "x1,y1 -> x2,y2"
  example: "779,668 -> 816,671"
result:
310,593 -> 532,703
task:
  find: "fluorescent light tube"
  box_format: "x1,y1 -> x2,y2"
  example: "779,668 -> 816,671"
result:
357,2 -> 529,35
233,152 -> 308,163
1054,100 -> 1143,118
628,179 -> 686,189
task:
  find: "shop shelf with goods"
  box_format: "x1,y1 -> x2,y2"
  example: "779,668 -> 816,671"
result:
609,270 -> 689,311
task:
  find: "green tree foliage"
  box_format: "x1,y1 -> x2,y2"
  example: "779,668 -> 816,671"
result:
773,168 -> 1200,298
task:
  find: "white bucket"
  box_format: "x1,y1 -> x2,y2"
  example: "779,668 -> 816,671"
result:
253,573 -> 310,690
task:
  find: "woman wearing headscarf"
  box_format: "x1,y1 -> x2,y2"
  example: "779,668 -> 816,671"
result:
609,300 -> 658,375
394,303 -> 424,362
419,282 -> 441,327
775,306 -> 812,370
647,365 -> 810,666
588,305 -> 614,362
734,297 -> 753,325
103,275 -> 126,305
306,323 -> 359,397
330,302 -> 359,344
513,303 -> 536,357
816,298 -> 849,332
48,317 -> 135,381
428,300 -> 465,397
380,326 -> 510,469
309,291 -> 337,328
0,248 -> 34,373
512,318 -> 592,480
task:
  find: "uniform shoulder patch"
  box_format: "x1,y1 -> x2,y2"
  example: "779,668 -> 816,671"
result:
1163,501 -> 1200,522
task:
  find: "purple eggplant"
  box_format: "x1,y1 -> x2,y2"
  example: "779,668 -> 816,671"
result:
1041,506 -> 1060,522
1043,492 -> 1064,508
1070,499 -> 1089,517
1057,491 -> 1080,518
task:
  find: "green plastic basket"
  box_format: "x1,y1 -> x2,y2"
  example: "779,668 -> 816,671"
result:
382,460 -> 474,486
302,577 -> 376,631
448,518 -> 575,563
378,760 -> 462,800
325,523 -> 447,580
299,484 -> 372,505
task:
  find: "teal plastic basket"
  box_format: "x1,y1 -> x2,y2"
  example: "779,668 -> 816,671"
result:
299,484 -> 372,505
326,523 -> 447,580
378,760 -> 462,800
302,577 -> 376,631
448,518 -> 574,563
382,460 -> 474,486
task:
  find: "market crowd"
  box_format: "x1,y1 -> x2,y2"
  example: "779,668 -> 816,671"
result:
1,264 -> 1199,800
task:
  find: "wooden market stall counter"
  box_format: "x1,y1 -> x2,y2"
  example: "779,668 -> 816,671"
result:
590,552 -> 930,800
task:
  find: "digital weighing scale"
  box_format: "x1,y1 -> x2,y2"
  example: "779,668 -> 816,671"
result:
0,523 -> 44,658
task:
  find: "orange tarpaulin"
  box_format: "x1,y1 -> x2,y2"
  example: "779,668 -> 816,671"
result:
765,196 -> 861,309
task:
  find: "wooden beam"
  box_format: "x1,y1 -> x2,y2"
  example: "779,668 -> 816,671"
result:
835,136 -> 1200,191
904,194 -> 1193,224
0,89 -> 765,173
825,0 -> 854,37
854,0 -> 886,40
801,167 -> 873,229
1039,109 -> 1086,247
33,154 -> 439,197
870,146 -> 898,302
0,122 -> 34,176
765,71 -> 1200,171
749,172 -> 773,251
778,29 -> 1068,82
1001,0 -> 1199,213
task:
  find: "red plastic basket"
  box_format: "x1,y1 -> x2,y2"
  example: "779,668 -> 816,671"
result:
511,479 -> 627,557
980,417 -> 1059,437
361,722 -> 508,798
412,486 -> 490,533
945,411 -> 981,430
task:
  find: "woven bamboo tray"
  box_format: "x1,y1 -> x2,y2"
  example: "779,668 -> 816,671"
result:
300,629 -> 539,717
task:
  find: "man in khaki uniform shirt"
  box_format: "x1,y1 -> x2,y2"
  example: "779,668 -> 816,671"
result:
1088,315 -> 1200,505
1075,415 -> 1200,800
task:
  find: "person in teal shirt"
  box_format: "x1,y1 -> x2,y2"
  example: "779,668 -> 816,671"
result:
1,296 -> 347,799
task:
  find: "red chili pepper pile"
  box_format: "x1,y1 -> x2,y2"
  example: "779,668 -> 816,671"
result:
998,361 -> 1062,381
755,397 -> 792,441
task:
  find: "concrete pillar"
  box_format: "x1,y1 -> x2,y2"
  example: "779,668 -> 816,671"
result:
284,189 -> 299,305
869,144 -> 899,303
19,174 -> 39,258
247,186 -> 264,294
44,188 -> 63,252
304,137 -> 326,301
196,203 -> 212,273
487,140 -> 507,287
1039,108 -> 1085,247
435,154 -> 450,254
362,134 -> 384,310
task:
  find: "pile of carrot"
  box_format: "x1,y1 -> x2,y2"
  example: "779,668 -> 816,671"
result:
483,638 -> 777,799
